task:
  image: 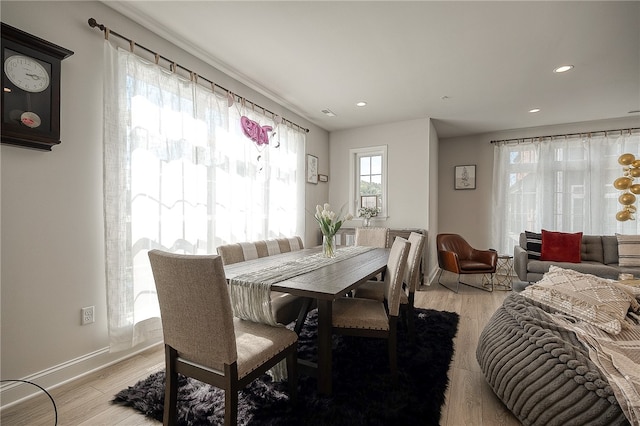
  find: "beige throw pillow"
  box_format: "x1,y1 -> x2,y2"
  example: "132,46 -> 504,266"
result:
617,233 -> 640,266
521,266 -> 639,334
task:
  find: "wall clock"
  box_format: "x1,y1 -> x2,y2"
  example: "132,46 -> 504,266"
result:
1,22 -> 73,151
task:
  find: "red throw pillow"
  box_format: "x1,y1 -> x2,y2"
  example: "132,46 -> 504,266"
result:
540,230 -> 583,263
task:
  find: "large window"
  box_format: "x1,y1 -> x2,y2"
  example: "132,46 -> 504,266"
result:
492,130 -> 640,254
350,146 -> 387,217
103,42 -> 305,351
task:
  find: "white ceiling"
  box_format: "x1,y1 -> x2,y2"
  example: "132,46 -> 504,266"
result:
105,1 -> 640,138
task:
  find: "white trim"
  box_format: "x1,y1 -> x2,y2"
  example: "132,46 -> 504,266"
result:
348,145 -> 388,217
0,340 -> 162,409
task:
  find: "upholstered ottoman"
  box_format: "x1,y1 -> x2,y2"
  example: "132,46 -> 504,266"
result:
476,293 -> 629,426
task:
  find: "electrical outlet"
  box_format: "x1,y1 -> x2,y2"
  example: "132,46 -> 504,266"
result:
81,306 -> 95,325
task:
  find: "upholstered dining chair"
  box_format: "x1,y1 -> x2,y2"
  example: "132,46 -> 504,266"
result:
217,238 -> 311,331
436,233 -> 498,293
216,236 -> 304,265
355,227 -> 389,248
331,237 -> 410,383
353,232 -> 426,341
355,227 -> 390,282
147,250 -> 298,426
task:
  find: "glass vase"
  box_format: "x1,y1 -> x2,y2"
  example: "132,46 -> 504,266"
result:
363,217 -> 371,227
322,234 -> 337,258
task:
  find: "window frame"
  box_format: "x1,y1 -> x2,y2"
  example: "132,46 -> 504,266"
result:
349,145 -> 388,218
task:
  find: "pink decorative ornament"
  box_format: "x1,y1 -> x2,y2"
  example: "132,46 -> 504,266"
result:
241,116 -> 272,145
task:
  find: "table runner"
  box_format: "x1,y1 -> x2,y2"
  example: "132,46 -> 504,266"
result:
229,245 -> 374,381
229,245 -> 374,325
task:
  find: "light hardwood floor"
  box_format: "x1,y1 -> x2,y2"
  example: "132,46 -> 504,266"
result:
1,275 -> 521,425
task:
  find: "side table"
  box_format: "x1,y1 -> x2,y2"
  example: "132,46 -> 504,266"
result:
483,254 -> 513,291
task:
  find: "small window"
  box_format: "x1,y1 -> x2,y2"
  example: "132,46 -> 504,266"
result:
349,146 -> 387,217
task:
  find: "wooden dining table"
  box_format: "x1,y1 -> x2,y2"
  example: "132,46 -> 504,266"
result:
223,246 -> 390,395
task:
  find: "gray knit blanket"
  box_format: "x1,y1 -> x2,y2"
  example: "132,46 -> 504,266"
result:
476,293 -> 631,425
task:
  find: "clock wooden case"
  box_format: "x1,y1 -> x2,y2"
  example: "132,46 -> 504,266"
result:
1,22 -> 73,151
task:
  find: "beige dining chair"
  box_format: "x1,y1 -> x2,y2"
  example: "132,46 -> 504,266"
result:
147,250 -> 298,426
217,237 -> 310,329
354,227 -> 390,282
216,236 -> 304,265
355,227 -> 389,248
354,232 -> 426,341
331,237 -> 410,382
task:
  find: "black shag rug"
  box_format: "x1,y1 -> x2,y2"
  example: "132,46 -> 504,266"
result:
113,307 -> 459,425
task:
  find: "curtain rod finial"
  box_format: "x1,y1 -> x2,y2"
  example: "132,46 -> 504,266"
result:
88,18 -> 105,31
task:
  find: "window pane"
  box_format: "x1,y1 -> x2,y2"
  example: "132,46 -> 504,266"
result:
352,147 -> 386,216
371,155 -> 382,174
360,157 -> 370,175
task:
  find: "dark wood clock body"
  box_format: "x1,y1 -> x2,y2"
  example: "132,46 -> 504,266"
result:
1,22 -> 73,151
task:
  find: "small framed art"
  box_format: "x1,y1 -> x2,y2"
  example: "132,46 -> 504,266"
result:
307,154 -> 318,184
318,174 -> 328,182
454,165 -> 476,190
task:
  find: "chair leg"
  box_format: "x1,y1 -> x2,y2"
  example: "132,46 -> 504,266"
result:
286,346 -> 298,403
440,270 -> 494,293
224,364 -> 238,426
438,269 -> 460,293
164,346 -> 178,426
388,316 -> 398,384
407,304 -> 415,344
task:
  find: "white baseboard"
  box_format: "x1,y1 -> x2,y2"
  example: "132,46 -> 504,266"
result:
0,339 -> 162,410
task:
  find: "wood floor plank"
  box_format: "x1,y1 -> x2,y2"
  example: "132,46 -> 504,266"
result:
416,282 -> 519,425
3,281 -> 522,426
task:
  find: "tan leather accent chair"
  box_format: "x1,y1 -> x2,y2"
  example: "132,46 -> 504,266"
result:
436,233 -> 497,293
148,250 -> 298,426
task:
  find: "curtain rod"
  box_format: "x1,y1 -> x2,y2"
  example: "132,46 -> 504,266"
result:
490,127 -> 640,145
87,18 -> 309,134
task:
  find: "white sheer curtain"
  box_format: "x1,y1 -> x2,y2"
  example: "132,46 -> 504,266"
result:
103,41 -> 305,351
492,129 -> 640,255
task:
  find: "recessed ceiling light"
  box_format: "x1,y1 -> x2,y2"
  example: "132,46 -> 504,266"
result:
321,109 -> 336,117
356,101 -> 367,107
553,65 -> 574,73
529,108 -> 541,113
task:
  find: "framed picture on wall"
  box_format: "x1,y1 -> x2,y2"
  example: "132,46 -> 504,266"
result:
307,154 -> 318,184
454,165 -> 476,190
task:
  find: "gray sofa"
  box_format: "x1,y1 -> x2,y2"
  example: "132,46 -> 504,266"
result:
514,232 -> 640,283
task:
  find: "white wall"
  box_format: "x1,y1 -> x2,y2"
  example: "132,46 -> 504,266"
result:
438,116 -> 640,251
328,118 -> 432,260
0,0 -> 328,405
427,120 -> 439,284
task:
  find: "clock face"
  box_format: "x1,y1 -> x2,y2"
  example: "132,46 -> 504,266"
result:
4,54 -> 50,93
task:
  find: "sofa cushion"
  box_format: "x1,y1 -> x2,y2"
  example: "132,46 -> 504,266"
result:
526,259 -> 620,280
616,234 -> 640,266
525,231 -> 542,259
580,235 -> 604,263
602,235 -> 619,265
521,266 -> 638,334
540,230 -> 582,263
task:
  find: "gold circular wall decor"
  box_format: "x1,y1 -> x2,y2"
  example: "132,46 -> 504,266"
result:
615,153 -> 640,221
